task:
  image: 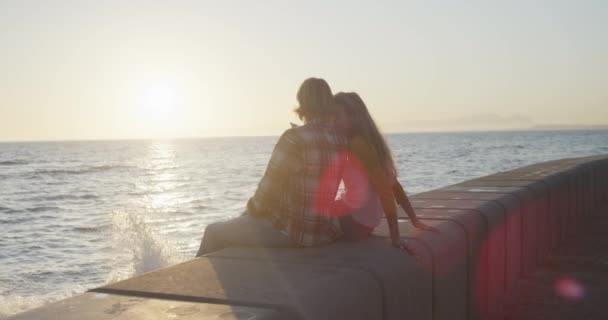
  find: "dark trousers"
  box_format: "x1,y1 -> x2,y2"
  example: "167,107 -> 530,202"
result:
196,215 -> 294,257
339,214 -> 373,241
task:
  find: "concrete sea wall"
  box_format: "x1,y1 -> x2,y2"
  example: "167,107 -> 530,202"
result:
9,155 -> 608,320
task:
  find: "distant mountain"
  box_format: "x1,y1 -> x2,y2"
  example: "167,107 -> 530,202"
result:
384,113 -> 535,132
530,124 -> 608,130
384,113 -> 608,133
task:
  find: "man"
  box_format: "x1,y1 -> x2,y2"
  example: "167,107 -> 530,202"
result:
196,78 -> 348,256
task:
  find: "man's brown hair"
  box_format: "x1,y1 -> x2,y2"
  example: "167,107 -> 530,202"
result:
294,78 -> 337,121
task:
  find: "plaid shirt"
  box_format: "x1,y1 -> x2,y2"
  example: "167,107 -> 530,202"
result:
246,119 -> 348,247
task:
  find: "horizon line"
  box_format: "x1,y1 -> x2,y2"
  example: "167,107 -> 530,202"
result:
2,126 -> 607,144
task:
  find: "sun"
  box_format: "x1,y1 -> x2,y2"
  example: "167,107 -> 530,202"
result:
138,85 -> 178,117
133,81 -> 186,137
130,75 -> 205,138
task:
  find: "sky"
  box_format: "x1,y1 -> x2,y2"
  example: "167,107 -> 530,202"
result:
0,0 -> 607,141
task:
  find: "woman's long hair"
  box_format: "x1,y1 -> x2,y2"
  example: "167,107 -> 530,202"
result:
334,92 -> 397,178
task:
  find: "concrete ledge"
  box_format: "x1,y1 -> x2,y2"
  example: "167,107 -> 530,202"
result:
9,155 -> 608,320
407,198 -> 507,320
434,186 -> 535,276
7,292 -> 288,320
373,219 -> 468,320
413,190 -> 523,309
457,180 -> 551,256
207,239 -> 433,320
96,256 -> 384,320
397,208 -> 486,320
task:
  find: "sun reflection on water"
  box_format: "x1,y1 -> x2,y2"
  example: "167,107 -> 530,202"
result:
141,141 -> 181,212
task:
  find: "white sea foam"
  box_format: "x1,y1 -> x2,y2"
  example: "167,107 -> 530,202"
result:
105,210 -> 184,284
0,210 -> 184,319
0,286 -> 85,319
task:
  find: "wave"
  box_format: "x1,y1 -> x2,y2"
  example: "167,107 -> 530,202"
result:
26,206 -> 60,213
32,194 -> 98,201
0,217 -> 33,224
72,224 -> 110,233
33,165 -> 133,176
105,210 -> 183,284
1,211 -> 184,317
0,160 -> 28,166
188,199 -> 211,210
0,286 -> 85,319
483,144 -> 527,151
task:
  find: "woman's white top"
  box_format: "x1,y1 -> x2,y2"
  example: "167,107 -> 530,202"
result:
339,156 -> 383,228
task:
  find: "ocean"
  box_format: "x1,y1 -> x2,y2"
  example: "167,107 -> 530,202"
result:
1,130 -> 607,317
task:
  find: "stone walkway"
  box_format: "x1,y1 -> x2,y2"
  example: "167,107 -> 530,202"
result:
504,208 -> 608,320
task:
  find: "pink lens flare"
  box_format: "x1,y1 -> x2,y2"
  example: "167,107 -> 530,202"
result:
554,277 -> 585,300
314,150 -> 350,217
314,150 -> 370,217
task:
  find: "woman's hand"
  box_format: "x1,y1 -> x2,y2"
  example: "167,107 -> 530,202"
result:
392,239 -> 416,256
412,219 -> 439,233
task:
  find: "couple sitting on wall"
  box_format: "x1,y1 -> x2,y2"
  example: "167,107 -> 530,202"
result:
196,78 -> 434,257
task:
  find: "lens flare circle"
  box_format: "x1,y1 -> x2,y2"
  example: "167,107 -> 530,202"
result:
554,277 -> 585,300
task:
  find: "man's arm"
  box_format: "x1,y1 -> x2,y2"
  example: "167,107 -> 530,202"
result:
247,129 -> 301,217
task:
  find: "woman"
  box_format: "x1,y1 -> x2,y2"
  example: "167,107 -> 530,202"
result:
333,92 -> 436,248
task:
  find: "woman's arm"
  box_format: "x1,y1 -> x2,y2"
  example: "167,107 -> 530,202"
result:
393,181 -> 416,220
393,181 -> 438,232
350,138 -> 414,253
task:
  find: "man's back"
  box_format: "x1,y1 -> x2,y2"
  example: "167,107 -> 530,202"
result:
247,119 -> 348,246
